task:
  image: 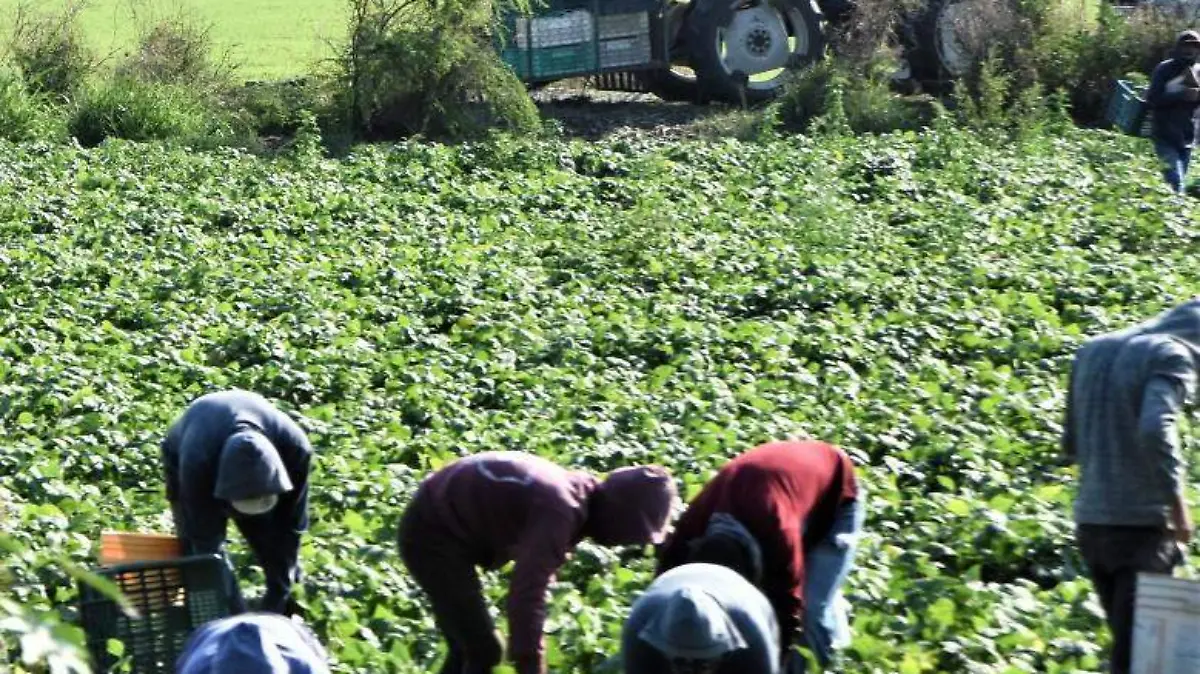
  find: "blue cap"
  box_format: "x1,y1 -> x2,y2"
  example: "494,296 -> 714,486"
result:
176,614 -> 329,674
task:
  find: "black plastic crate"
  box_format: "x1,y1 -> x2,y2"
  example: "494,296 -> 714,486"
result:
78,554 -> 241,674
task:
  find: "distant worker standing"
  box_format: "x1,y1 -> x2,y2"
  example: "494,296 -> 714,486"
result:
657,440 -> 864,672
163,389 -> 314,615
398,451 -> 676,674
1063,299 -> 1200,673
1147,31 -> 1200,194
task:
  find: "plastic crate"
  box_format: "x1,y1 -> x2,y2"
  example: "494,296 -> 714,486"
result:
598,11 -> 649,39
1108,79 -> 1152,137
531,42 -> 599,78
78,554 -> 241,674
497,0 -> 663,81
600,33 -> 652,70
515,9 -> 595,48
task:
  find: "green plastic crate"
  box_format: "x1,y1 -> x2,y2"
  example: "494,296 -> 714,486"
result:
530,42 -> 598,78
1107,79 -> 1152,137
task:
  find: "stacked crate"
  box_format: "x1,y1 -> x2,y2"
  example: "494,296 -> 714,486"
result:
498,0 -> 662,82
597,10 -> 653,70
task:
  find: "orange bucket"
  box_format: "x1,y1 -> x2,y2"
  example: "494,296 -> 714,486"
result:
99,532 -> 185,612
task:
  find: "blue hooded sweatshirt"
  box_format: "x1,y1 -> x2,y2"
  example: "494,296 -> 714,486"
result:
162,389 -> 313,612
176,613 -> 329,674
1064,299 -> 1200,526
622,563 -> 780,674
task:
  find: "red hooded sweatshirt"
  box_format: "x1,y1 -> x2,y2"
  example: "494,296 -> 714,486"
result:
414,452 -> 675,674
655,441 -> 858,644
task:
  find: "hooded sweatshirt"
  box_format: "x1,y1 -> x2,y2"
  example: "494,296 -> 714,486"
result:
176,613 -> 329,674
622,563 -> 780,674
410,451 -> 675,673
162,390 -> 313,603
1147,32 -> 1200,148
656,441 -> 858,646
1064,299 -> 1200,526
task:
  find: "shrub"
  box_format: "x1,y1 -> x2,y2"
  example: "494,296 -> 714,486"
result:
6,1 -> 95,98
771,51 -> 934,135
68,78 -> 228,147
225,78 -> 335,137
335,0 -> 540,141
0,70 -> 64,142
115,16 -> 234,92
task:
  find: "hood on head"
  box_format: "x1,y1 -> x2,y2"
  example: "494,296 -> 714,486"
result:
176,614 -> 329,674
637,586 -> 747,661
586,466 -> 676,546
1148,298 -> 1200,355
214,429 -> 292,503
688,513 -> 764,586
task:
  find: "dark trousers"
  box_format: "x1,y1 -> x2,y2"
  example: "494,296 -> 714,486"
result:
398,499 -> 503,674
1076,524 -> 1182,674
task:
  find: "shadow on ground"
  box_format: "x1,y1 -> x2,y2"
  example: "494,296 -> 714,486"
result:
532,84 -> 737,139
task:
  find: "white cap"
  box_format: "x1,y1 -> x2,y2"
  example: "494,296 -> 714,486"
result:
231,494 -> 279,516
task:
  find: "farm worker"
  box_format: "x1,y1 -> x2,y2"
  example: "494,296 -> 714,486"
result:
656,440 -> 864,673
176,613 -> 329,674
1062,298 -> 1200,673
162,389 -> 314,616
621,563 -> 781,674
1146,30 -> 1200,194
397,451 -> 676,674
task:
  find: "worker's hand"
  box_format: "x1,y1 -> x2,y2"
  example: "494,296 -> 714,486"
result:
1172,499 -> 1194,544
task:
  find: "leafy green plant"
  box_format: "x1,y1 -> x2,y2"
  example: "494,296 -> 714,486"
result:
6,0 -> 95,98
67,77 -> 229,147
334,0 -> 539,141
0,123 -> 1193,673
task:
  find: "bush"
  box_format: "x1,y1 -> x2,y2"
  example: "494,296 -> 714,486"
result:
68,78 -> 229,147
6,1 -> 94,98
0,70 -> 63,142
225,78 -> 335,137
336,0 -> 540,141
771,52 -> 935,135
115,16 -> 234,92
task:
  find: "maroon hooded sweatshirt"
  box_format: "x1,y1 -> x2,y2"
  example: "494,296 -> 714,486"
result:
656,441 -> 858,644
412,451 -> 675,673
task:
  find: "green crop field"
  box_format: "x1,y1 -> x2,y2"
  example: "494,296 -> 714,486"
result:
0,0 -> 347,79
3,125 -> 1198,672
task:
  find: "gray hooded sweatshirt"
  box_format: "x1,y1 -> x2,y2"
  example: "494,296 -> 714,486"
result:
622,563 -> 780,674
162,389 -> 313,611
1064,299 -> 1200,526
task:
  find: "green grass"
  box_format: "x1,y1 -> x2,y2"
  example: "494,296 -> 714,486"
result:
0,0 -> 347,80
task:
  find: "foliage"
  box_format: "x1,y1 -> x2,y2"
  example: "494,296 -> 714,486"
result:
771,55 -> 935,135
333,0 -> 540,141
0,125 -> 1195,672
114,13 -> 234,93
5,0 -> 95,98
67,77 -> 231,147
0,69 -> 65,142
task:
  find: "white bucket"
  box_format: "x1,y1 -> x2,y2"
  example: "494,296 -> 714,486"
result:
1132,573 -> 1200,674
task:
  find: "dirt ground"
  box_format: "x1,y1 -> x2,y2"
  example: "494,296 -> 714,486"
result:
530,81 -> 740,139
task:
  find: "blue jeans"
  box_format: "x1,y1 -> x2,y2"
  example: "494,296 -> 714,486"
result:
799,493 -> 867,670
1154,140 -> 1192,194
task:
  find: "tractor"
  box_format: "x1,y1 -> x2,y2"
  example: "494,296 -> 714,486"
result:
498,0 -> 983,104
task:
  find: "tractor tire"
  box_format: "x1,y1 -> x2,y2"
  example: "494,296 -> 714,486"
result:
637,68 -> 710,102
904,0 -> 974,88
685,0 -> 825,105
638,2 -> 710,103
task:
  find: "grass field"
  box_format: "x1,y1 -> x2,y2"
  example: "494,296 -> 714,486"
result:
0,0 -> 347,79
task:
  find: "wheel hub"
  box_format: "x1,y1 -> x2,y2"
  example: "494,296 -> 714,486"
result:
719,5 -> 791,77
